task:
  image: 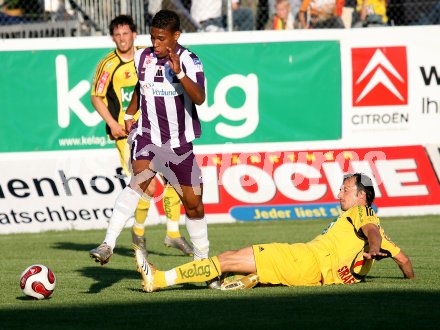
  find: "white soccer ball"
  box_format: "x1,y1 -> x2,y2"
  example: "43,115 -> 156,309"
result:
20,264 -> 56,300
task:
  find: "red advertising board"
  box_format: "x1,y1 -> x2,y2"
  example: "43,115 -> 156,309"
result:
156,145 -> 440,220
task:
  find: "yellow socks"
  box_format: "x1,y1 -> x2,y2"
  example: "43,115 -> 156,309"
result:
163,185 -> 182,238
132,222 -> 144,237
132,186 -> 181,239
154,256 -> 221,288
133,197 -> 150,236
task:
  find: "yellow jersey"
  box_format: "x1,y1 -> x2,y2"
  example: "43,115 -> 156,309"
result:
91,48 -> 141,135
307,206 -> 400,284
356,0 -> 388,23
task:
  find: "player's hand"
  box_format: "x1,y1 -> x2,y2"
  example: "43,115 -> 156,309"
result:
363,250 -> 388,260
110,123 -> 127,139
167,47 -> 181,75
125,118 -> 136,133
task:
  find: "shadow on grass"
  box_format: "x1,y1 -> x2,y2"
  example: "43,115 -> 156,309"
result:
52,241 -> 188,258
76,266 -> 204,294
77,266 -> 139,294
3,290 -> 440,329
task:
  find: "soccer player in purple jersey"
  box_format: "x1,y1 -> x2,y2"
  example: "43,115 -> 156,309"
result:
89,15 -> 193,268
104,10 -> 217,287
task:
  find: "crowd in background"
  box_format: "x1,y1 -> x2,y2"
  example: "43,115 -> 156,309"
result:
0,0 -> 439,34
147,0 -> 440,31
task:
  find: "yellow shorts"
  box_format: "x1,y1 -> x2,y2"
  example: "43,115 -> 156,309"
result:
115,137 -> 130,175
252,243 -> 322,286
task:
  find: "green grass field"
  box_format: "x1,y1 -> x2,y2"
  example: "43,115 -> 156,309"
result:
1,215 -> 439,329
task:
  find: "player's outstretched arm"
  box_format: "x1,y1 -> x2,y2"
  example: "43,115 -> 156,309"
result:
393,251 -> 415,279
362,223 -> 388,260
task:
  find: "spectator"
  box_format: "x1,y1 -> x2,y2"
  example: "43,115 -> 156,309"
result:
191,0 -> 254,31
352,0 -> 388,27
265,0 -> 295,29
19,0 -> 43,21
420,0 -> 440,25
146,0 -> 162,27
232,0 -> 254,30
44,0 -> 74,21
266,0 -> 302,27
256,0 -> 269,29
299,0 -> 345,29
190,0 -> 223,31
413,0 -> 440,25
341,0 -> 356,27
0,11 -> 28,25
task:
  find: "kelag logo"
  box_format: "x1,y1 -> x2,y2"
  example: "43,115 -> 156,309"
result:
352,47 -> 408,107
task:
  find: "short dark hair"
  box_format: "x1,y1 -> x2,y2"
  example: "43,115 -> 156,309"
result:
343,173 -> 375,207
151,9 -> 181,32
109,15 -> 137,35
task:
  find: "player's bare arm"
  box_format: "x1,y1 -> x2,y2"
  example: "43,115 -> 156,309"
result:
91,95 -> 126,139
124,82 -> 140,133
361,223 -> 388,260
167,46 -> 205,105
393,250 -> 415,279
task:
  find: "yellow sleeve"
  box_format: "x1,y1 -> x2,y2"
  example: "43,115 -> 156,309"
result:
347,206 -> 380,232
380,227 -> 401,257
90,51 -> 117,97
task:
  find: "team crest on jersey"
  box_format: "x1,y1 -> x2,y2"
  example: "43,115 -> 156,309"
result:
142,54 -> 155,68
155,65 -> 164,77
124,71 -> 132,79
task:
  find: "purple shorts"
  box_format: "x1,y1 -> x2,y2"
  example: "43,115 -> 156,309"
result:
130,135 -> 202,187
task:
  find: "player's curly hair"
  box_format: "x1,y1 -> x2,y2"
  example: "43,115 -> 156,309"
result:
343,173 -> 375,207
109,15 -> 137,35
151,9 -> 181,33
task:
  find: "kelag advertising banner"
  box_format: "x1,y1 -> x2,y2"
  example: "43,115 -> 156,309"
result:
1,48 -> 111,152
191,41 -> 341,144
0,41 -> 341,152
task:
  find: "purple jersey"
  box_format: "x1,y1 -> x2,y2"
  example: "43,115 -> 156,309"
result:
133,45 -> 205,148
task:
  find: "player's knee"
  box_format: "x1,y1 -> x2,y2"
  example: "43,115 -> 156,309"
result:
185,208 -> 204,219
184,202 -> 204,218
182,194 -> 204,218
144,179 -> 156,197
130,172 -> 155,193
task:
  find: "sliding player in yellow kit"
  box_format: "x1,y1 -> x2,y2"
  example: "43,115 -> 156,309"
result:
134,173 -> 414,291
89,15 -> 192,266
